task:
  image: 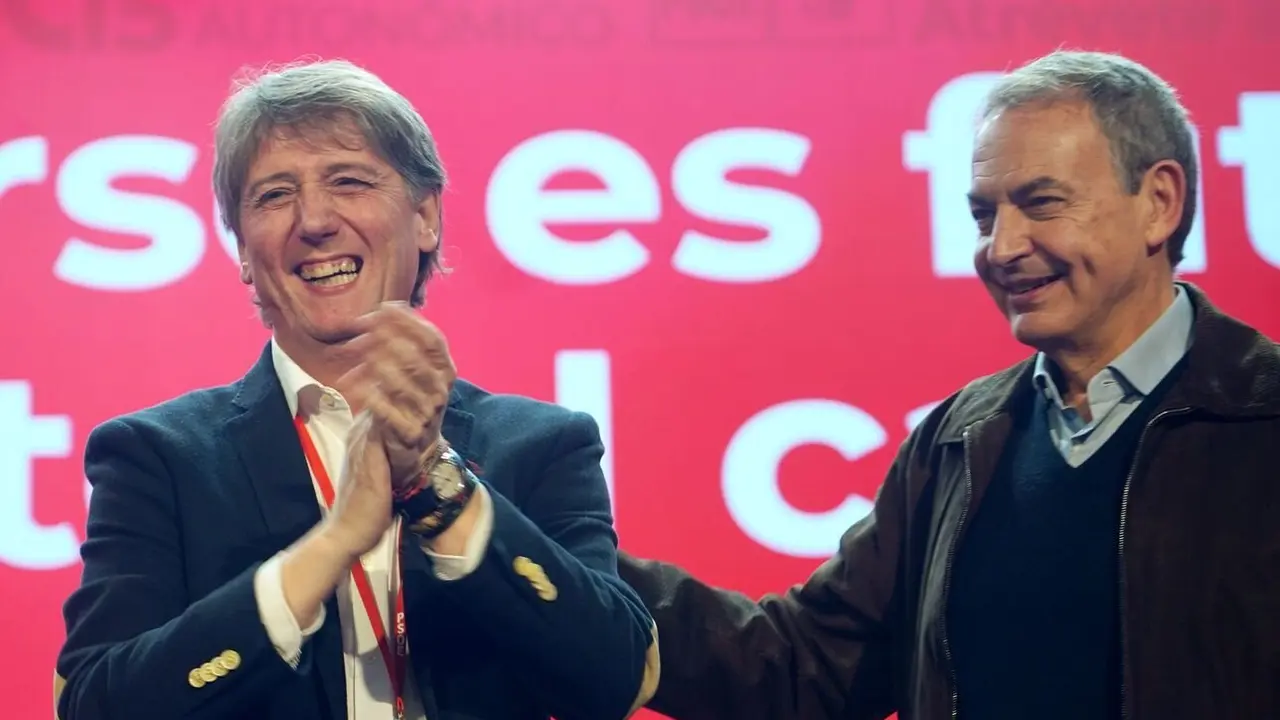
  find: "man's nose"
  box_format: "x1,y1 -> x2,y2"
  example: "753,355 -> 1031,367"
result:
296,184 -> 340,245
985,206 -> 1034,265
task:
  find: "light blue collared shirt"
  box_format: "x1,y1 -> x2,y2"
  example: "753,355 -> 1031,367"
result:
1032,285 -> 1194,468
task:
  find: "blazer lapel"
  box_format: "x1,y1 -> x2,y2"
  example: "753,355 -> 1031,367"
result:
226,343 -> 347,720
227,343 -> 320,537
400,388 -> 477,718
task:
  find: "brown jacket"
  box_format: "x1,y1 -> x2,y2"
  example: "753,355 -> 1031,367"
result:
620,285 -> 1280,720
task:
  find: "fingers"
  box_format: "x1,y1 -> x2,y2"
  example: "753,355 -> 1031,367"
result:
333,310 -> 454,457
364,384 -> 428,449
345,411 -> 385,471
346,410 -> 376,452
338,310 -> 452,374
339,342 -> 446,434
350,303 -> 436,342
340,411 -> 392,496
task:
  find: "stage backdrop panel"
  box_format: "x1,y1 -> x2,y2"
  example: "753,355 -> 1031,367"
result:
1,1 -> 1277,718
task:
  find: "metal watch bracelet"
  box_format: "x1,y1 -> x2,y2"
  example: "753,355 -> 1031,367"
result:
395,444 -> 477,539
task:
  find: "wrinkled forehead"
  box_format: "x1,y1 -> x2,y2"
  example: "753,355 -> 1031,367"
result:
242,114 -> 401,193
970,102 -> 1111,198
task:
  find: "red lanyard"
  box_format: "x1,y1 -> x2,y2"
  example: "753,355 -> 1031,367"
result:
294,415 -> 408,720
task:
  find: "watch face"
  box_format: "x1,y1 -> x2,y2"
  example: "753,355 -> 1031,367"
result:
430,462 -> 465,500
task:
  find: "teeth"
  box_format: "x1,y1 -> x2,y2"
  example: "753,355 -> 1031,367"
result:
298,258 -> 358,280
311,273 -> 357,287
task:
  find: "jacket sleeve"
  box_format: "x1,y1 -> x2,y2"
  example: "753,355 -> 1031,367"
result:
55,418 -> 308,720
617,445 -> 917,720
407,410 -> 659,720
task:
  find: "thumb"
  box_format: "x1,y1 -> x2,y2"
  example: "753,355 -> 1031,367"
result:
346,410 -> 376,454
333,367 -> 374,411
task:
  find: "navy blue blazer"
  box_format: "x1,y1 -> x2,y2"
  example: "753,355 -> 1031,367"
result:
56,344 -> 659,720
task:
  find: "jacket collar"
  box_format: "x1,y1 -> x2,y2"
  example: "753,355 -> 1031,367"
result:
938,282 -> 1280,442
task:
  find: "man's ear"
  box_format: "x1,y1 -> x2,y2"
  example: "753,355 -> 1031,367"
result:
239,238 -> 253,283
1141,159 -> 1188,255
415,193 -> 441,254
237,242 -> 253,285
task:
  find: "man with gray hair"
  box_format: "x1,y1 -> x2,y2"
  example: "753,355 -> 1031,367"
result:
619,50 -> 1280,719
55,59 -> 659,720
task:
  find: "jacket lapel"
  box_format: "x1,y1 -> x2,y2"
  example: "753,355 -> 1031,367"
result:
226,343 -> 347,720
227,343 -> 321,538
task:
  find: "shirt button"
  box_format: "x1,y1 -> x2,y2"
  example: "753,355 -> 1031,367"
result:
321,395 -> 337,410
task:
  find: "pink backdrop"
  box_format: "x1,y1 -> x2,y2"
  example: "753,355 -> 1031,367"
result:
3,1 -> 1278,718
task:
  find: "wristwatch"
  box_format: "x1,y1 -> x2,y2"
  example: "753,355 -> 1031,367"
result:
393,442 -> 477,539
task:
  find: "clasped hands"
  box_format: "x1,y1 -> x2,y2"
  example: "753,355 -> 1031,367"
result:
325,302 -> 458,559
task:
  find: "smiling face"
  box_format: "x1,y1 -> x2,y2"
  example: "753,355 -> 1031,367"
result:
969,99 -> 1181,355
236,117 -> 439,357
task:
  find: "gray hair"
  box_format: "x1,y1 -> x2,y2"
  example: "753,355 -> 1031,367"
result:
981,50 -> 1197,266
212,58 -> 448,306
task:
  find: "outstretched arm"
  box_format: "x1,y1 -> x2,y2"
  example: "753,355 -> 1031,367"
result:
618,451 -> 916,720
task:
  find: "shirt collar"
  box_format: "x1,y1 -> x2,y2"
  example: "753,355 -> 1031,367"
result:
271,338 -> 331,419
1033,284 -> 1194,399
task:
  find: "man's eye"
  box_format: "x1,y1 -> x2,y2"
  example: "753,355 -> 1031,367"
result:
335,177 -> 371,187
254,189 -> 289,206
970,209 -> 994,235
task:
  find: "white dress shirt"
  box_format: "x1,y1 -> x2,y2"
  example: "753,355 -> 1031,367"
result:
253,339 -> 495,719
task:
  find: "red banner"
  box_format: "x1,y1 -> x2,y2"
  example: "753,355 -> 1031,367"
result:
2,1 -> 1278,717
